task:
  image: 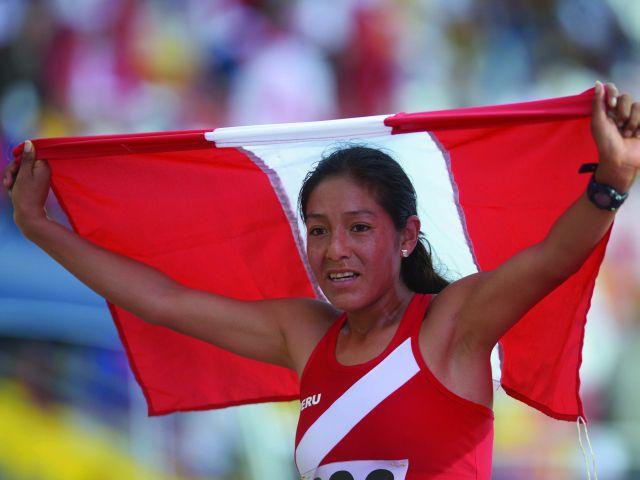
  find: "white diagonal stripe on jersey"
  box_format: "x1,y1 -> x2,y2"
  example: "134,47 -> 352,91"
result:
295,338 -> 420,476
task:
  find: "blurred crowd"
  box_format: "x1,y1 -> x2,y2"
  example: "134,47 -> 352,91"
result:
1,0 -> 640,479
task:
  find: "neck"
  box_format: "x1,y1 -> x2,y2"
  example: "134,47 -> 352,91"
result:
344,284 -> 414,339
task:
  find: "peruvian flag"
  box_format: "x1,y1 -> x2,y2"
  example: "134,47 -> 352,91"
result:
15,88 -> 605,421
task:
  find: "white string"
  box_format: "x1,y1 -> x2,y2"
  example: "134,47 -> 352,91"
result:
581,417 -> 598,480
576,417 -> 591,480
577,416 -> 598,480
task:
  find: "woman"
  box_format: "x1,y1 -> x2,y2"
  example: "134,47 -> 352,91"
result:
4,82 -> 639,479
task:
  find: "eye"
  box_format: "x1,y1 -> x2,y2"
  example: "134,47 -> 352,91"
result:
351,223 -> 371,233
309,226 -> 327,236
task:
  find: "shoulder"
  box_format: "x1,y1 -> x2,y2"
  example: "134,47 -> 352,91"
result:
272,297 -> 340,344
275,297 -> 342,377
276,297 -> 341,326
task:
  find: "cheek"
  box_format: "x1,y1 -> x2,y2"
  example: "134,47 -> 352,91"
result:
305,241 -> 324,273
355,240 -> 399,282
368,245 -> 397,272
365,235 -> 402,277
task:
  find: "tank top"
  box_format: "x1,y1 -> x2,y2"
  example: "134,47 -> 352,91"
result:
295,293 -> 494,480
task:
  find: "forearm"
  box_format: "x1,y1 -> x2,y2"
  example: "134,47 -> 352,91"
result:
20,217 -> 179,323
542,166 -> 633,279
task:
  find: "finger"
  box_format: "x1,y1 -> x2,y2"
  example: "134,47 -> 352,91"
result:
3,160 -> 17,188
3,160 -> 14,181
615,93 -> 633,128
605,82 -> 620,108
592,81 -> 608,129
21,140 -> 35,164
624,102 -> 640,138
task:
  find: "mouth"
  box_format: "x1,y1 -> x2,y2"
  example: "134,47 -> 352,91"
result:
326,271 -> 361,283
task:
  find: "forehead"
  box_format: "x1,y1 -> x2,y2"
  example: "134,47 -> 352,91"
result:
305,176 -> 382,217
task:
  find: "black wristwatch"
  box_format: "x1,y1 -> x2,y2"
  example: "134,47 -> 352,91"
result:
586,173 -> 629,211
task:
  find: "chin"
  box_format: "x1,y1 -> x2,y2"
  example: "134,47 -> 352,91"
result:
321,287 -> 370,313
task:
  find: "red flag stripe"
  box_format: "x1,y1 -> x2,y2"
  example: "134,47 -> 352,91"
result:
436,114 -> 603,420
48,146 -> 312,415
385,89 -> 593,133
13,130 -> 210,162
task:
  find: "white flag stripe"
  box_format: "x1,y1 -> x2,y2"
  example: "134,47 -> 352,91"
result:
295,339 -> 420,476
206,115 -> 391,147
243,139 -> 333,259
369,132 -> 477,281
491,344 -> 502,389
243,132 -> 502,386
240,147 -> 324,299
243,132 -> 478,280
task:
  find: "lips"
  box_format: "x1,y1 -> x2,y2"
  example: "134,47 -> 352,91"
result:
326,269 -> 361,283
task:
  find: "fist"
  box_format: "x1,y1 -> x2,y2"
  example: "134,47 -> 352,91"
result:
3,140 -> 52,230
591,81 -> 640,190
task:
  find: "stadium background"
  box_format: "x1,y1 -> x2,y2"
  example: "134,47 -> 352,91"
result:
1,0 -> 639,478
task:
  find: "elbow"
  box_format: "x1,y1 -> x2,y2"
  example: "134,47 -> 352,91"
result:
136,286 -> 181,327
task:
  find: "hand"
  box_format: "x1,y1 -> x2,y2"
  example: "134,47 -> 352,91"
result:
4,140 -> 52,233
591,81 -> 640,191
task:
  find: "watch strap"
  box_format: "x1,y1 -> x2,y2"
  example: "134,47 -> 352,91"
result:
587,173 -> 629,211
579,163 -> 598,174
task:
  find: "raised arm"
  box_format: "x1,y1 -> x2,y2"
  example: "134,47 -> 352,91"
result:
4,143 -> 337,372
450,82 -> 639,352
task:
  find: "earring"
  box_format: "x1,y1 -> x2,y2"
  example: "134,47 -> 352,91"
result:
401,249 -> 409,258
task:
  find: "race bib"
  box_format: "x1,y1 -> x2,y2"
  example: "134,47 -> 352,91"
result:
307,459 -> 409,480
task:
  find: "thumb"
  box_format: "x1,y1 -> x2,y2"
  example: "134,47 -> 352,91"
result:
591,81 -> 607,125
21,140 -> 36,171
591,81 -> 611,143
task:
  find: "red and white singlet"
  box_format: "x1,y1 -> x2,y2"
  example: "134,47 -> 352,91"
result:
295,293 -> 494,479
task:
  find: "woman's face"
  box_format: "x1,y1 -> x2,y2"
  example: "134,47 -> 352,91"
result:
304,175 -> 408,312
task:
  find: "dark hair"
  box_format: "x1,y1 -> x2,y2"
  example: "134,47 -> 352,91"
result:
298,146 -> 450,294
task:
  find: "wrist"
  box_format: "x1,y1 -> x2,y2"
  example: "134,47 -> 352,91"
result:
14,212 -> 51,239
587,173 -> 629,212
594,164 -> 636,192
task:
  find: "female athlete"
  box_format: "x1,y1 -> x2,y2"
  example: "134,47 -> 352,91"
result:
4,82 -> 639,479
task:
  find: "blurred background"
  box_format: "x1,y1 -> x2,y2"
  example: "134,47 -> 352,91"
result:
1,0 -> 639,478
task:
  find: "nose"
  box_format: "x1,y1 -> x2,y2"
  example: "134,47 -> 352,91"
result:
326,230 -> 352,262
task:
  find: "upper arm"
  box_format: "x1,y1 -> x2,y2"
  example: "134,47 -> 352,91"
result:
452,241 -> 566,352
153,287 -> 338,372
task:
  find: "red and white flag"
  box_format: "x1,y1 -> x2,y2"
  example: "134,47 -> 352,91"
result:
15,89 -> 606,421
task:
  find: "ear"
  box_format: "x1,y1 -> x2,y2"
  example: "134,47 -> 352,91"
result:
400,215 -> 421,254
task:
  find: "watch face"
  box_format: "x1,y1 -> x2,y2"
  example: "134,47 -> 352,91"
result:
594,191 -> 613,208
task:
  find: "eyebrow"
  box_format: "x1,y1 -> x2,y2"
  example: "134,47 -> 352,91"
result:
305,209 -> 377,220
